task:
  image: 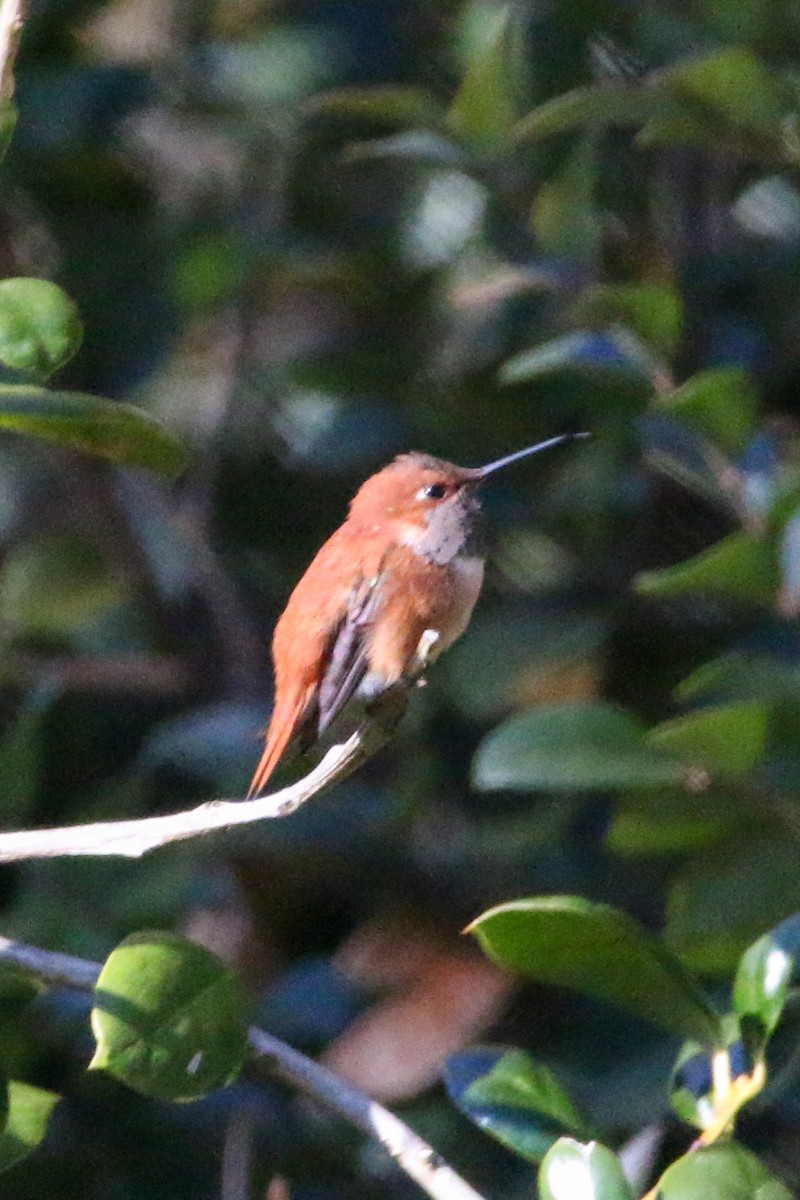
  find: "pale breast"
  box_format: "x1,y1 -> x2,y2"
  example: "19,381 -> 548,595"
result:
436,555 -> 484,652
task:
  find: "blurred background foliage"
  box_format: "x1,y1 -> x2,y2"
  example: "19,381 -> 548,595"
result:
3,0 -> 800,1195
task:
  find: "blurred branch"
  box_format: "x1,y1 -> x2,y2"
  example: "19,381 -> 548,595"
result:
0,936 -> 488,1200
0,687 -> 411,861
9,652 -> 189,698
0,0 -> 24,102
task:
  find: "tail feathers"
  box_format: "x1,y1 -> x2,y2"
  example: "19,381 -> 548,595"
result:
247,685 -> 315,798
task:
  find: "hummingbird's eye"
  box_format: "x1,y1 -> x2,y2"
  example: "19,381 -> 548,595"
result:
421,482 -> 447,500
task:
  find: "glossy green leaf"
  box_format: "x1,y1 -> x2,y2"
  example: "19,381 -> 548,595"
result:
655,1142 -> 792,1199
0,1082 -> 59,1173
0,279 -> 82,380
666,837 -> 800,974
468,1052 -> 585,1127
91,931 -> 249,1101
514,82 -> 671,143
472,702 -> 686,793
0,386 -> 187,475
734,913 -> 800,1058
636,532 -> 779,605
647,703 -> 769,779
658,368 -> 759,455
468,896 -> 721,1042
538,1137 -> 634,1200
447,5 -> 521,151
446,1048 -> 589,1162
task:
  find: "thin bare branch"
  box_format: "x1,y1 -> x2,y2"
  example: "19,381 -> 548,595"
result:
248,1028 -> 487,1200
0,688 -> 409,862
0,936 -> 488,1200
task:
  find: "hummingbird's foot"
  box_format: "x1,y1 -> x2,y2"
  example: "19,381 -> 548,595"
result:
411,628 -> 440,676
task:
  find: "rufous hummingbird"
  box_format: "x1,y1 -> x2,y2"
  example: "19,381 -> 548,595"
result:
248,433 -> 587,796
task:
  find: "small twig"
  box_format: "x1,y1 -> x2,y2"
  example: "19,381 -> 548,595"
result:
0,683 -> 415,861
249,1028 -> 486,1200
0,936 -> 488,1200
0,0 -> 24,102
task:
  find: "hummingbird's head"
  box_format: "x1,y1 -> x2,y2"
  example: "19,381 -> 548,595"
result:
348,453 -> 480,528
348,433 -> 589,528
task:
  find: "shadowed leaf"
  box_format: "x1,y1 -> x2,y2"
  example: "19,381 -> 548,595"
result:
0,386 -> 187,475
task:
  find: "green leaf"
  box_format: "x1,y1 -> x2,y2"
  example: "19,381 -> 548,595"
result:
532,135 -> 601,265
514,82 -> 671,143
0,535 -> 125,637
0,386 -> 187,475
467,1050 -> 586,1131
665,48 -> 792,141
576,283 -> 682,359
635,532 -> 779,606
0,1082 -> 59,1173
447,4 -> 521,151
0,279 -> 82,381
677,653 -> 800,706
0,688 -> 54,829
0,967 -> 43,1021
472,702 -> 686,793
606,792 -> 742,857
538,1137 -> 634,1200
445,1048 -> 589,1162
90,931 -> 249,1101
657,368 -> 759,455
655,1142 -> 793,1199
0,103 -> 16,163
467,896 -> 721,1042
647,702 -> 769,779
666,837 -> 800,974
733,913 -> 800,1058
499,330 -> 657,387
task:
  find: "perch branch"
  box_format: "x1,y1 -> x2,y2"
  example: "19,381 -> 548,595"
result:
0,704 -> 400,861
0,639 -> 438,862
0,936 -> 488,1200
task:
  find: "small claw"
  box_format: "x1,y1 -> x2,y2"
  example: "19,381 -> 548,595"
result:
412,629 -> 440,673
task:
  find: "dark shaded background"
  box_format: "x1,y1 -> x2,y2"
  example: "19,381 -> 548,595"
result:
3,0 -> 800,1196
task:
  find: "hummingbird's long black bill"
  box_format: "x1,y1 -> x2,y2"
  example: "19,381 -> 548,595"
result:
474,431 -> 591,479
